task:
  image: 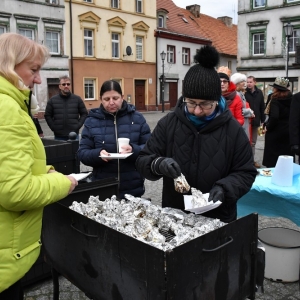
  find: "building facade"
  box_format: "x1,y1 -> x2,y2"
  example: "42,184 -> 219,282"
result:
65,0 -> 157,111
237,0 -> 300,99
156,0 -> 238,110
0,0 -> 69,112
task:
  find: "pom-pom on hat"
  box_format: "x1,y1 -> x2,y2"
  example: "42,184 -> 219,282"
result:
231,73 -> 247,85
183,45 -> 221,100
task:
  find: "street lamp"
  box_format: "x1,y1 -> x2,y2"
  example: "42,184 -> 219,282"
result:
283,22 -> 294,78
160,51 -> 166,113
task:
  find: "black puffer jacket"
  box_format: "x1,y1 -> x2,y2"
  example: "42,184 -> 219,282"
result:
136,98 -> 256,223
44,92 -> 88,138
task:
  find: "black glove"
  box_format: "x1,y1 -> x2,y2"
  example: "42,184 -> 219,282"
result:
208,185 -> 225,203
153,157 -> 181,179
291,145 -> 300,156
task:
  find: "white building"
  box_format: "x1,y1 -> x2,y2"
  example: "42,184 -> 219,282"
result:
0,0 -> 69,112
237,0 -> 300,98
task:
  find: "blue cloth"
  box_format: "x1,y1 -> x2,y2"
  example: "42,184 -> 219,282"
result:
238,168 -> 300,226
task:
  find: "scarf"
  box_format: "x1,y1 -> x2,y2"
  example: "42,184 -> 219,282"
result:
185,97 -> 226,130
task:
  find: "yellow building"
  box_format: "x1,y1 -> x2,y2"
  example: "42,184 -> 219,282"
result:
65,0 -> 157,111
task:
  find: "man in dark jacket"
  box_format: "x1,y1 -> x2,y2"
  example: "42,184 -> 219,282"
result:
44,75 -> 88,140
289,91 -> 300,159
245,76 -> 265,168
135,46 -> 256,223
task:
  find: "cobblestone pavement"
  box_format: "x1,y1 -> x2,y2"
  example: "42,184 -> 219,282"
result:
23,112 -> 300,299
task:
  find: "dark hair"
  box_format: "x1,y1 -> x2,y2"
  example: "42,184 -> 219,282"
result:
247,75 -> 256,82
100,80 -> 122,97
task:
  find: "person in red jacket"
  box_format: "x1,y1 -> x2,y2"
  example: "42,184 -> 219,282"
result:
217,66 -> 244,126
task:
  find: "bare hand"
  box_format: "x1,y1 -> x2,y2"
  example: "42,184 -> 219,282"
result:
119,144 -> 132,154
66,175 -> 78,194
100,149 -> 111,162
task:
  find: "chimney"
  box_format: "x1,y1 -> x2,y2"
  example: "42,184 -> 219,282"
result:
217,16 -> 233,27
186,4 -> 200,18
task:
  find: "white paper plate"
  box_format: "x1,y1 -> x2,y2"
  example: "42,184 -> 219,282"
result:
69,172 -> 92,181
99,153 -> 133,159
184,195 -> 222,214
260,169 -> 272,177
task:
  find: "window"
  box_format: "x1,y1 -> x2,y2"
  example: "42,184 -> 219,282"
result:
0,26 -> 6,35
46,31 -> 60,54
19,28 -> 34,40
83,0 -> 92,2
253,0 -> 265,8
289,28 -> 300,52
228,61 -> 232,70
111,0 -> 119,8
136,36 -> 143,61
136,0 -> 142,13
84,79 -> 96,100
112,33 -> 120,58
287,0 -> 298,2
167,45 -> 175,63
182,48 -> 190,65
252,33 -> 265,55
84,29 -> 93,56
49,0 -> 58,4
158,15 -> 164,28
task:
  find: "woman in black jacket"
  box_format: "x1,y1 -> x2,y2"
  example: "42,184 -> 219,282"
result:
262,77 -> 293,167
135,46 -> 256,223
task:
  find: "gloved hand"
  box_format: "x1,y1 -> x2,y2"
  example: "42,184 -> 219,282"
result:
157,158 -> 181,179
291,145 -> 300,156
208,185 -> 225,203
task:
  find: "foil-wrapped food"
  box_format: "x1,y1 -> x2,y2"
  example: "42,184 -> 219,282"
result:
190,187 -> 210,208
69,194 -> 225,251
174,173 -> 190,193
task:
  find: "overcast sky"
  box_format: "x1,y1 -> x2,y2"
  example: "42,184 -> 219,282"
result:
172,0 -> 238,24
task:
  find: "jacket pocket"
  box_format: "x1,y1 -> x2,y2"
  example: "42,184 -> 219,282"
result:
14,240 -> 41,260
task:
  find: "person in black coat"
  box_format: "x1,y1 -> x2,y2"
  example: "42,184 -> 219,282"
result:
135,46 -> 256,223
262,77 -> 292,167
44,75 -> 88,140
77,80 -> 151,199
289,91 -> 300,158
245,76 -> 265,168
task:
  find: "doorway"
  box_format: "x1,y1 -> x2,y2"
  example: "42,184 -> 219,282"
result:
135,80 -> 146,111
169,82 -> 178,108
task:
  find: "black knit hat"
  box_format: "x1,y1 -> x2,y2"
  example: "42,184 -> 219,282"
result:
183,45 -> 221,100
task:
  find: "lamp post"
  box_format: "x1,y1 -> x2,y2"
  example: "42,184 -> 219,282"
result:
283,22 -> 294,78
160,51 -> 166,113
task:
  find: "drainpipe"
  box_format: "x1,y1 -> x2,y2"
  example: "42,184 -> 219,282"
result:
69,0 -> 74,88
155,31 -> 159,111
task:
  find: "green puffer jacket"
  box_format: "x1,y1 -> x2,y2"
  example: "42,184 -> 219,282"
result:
0,76 -> 71,292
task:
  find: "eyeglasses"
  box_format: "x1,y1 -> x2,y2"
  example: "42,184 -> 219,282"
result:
185,100 -> 215,110
220,80 -> 229,84
60,83 -> 71,86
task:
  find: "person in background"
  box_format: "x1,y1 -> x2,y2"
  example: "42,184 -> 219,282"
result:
289,90 -> 300,160
217,66 -> 244,126
262,77 -> 292,168
245,76 -> 265,168
44,75 -> 88,141
0,33 -> 77,299
77,80 -> 151,199
135,45 -> 256,223
231,72 -> 255,141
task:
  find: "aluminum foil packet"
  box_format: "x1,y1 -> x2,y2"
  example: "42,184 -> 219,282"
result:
69,194 -> 225,251
174,173 -> 190,193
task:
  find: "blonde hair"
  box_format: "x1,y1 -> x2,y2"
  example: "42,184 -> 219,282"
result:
0,33 -> 49,89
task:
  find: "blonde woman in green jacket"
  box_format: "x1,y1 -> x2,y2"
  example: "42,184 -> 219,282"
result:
0,33 -> 78,299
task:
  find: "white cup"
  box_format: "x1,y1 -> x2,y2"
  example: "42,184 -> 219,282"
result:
118,138 -> 130,152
